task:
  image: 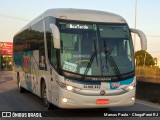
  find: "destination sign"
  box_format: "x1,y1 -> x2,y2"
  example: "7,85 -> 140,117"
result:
68,24 -> 89,29
66,24 -> 93,29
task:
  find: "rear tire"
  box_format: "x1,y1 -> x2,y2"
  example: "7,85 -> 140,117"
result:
17,74 -> 25,93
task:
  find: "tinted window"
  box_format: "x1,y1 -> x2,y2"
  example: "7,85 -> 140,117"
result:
13,20 -> 46,70
14,20 -> 44,53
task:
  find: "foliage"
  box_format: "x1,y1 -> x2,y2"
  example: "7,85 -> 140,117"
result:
135,50 -> 155,66
136,66 -> 160,79
1,56 -> 12,70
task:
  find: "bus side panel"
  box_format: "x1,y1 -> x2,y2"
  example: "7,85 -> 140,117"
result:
46,70 -> 61,107
14,52 -> 29,90
14,50 -> 41,94
30,50 -> 41,95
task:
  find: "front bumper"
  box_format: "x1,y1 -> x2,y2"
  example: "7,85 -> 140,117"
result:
58,87 -> 135,109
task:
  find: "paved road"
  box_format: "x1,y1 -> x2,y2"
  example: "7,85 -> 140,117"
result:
0,71 -> 159,120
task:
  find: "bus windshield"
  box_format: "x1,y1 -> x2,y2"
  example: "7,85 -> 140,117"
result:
58,21 -> 134,80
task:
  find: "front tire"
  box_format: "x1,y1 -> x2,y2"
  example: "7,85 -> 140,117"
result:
41,81 -> 54,110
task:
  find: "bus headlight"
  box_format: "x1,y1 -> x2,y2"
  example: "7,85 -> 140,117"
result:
66,86 -> 73,91
56,80 -> 75,91
124,85 -> 135,91
127,85 -> 134,91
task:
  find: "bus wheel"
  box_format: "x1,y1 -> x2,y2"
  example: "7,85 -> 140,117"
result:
17,74 -> 25,93
41,81 -> 53,110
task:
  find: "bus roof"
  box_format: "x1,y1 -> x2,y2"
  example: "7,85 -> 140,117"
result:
15,8 -> 127,36
45,8 -> 126,23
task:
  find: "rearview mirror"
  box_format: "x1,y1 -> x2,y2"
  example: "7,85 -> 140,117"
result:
130,28 -> 147,50
49,24 -> 60,49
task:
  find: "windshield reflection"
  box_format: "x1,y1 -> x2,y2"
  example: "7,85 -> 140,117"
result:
58,21 -> 134,79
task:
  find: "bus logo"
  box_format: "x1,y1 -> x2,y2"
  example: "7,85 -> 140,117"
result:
100,90 -> 105,96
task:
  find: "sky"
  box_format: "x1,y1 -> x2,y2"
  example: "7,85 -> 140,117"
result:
0,0 -> 160,57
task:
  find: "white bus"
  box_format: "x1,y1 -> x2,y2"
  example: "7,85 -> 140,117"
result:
13,8 -> 147,109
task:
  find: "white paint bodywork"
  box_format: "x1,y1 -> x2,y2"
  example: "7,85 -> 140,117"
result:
13,9 -> 138,109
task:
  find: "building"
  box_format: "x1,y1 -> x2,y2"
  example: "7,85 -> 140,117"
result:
0,42 -> 13,70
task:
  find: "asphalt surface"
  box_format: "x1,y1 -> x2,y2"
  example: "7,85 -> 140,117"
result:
0,71 -> 159,120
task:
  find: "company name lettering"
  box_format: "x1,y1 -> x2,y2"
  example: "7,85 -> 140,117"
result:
111,83 -> 120,87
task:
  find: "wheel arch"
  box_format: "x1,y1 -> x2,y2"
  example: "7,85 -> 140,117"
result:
40,77 -> 46,97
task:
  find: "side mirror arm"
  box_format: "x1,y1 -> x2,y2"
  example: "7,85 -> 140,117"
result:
130,28 -> 147,50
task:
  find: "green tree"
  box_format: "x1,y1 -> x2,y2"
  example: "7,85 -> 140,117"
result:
135,50 -> 155,66
153,57 -> 158,66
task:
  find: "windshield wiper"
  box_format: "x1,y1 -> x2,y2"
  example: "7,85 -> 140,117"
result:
103,40 -> 122,80
107,54 -> 122,80
81,39 -> 98,80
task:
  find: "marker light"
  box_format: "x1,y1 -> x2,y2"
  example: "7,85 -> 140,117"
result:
62,98 -> 68,103
66,86 -> 73,91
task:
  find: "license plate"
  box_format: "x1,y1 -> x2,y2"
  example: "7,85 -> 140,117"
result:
96,99 -> 109,104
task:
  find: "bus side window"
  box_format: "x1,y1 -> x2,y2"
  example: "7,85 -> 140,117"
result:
39,55 -> 46,70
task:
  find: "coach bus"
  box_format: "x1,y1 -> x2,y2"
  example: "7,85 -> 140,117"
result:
13,8 -> 147,109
